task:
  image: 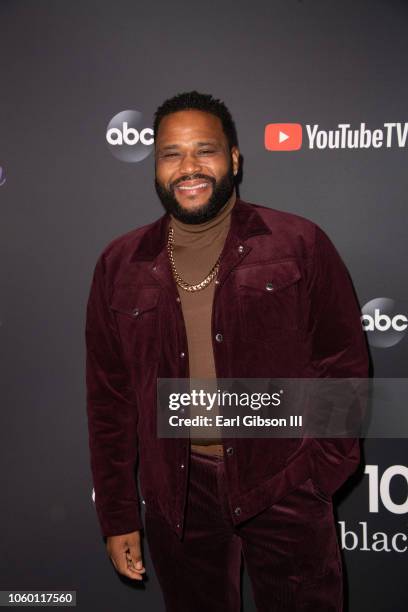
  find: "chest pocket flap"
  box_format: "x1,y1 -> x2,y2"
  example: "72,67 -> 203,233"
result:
109,284 -> 161,317
235,260 -> 301,292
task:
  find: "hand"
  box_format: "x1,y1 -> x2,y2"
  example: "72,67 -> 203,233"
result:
106,530 -> 146,581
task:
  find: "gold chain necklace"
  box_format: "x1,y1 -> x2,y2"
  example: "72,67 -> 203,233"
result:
167,226 -> 221,292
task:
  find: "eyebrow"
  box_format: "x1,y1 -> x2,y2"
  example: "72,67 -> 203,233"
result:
157,140 -> 219,152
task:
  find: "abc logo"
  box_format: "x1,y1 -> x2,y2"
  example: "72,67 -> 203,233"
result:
361,297 -> 407,348
107,123 -> 153,146
106,110 -> 154,163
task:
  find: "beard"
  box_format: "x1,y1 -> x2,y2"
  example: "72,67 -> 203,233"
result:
154,162 -> 235,225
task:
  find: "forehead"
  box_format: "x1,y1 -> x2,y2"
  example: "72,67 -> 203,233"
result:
156,110 -> 226,145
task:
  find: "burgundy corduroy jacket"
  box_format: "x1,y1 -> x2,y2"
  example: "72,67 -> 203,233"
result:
85,198 -> 369,539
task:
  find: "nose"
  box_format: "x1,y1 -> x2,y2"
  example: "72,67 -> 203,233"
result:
178,151 -> 202,176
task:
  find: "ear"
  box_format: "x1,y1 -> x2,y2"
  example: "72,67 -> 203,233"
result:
231,146 -> 240,176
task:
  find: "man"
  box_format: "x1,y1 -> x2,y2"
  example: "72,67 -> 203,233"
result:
85,91 -> 368,611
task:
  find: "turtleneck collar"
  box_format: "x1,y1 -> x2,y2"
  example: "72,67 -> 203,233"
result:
170,188 -> 237,236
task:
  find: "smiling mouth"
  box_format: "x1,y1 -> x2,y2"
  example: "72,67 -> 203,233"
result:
175,181 -> 211,195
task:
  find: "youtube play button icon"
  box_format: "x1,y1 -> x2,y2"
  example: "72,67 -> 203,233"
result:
264,123 -> 303,151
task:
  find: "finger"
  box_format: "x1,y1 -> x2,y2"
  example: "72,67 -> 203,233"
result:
111,554 -> 145,581
125,555 -> 146,575
115,553 -> 144,580
127,543 -> 146,572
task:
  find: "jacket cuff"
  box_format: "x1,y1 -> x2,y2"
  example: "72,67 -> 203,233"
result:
96,505 -> 144,538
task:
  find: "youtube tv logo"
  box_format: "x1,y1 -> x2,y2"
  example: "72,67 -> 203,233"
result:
265,123 -> 303,151
264,121 -> 408,152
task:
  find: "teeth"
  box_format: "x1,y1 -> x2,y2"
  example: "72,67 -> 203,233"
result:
178,183 -> 208,191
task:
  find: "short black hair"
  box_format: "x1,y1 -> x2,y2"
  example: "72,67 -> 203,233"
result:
153,90 -> 239,150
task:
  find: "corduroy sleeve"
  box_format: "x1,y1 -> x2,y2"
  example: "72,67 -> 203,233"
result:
85,253 -> 143,537
307,224 -> 369,496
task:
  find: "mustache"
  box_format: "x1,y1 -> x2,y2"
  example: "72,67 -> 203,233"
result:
171,174 -> 215,189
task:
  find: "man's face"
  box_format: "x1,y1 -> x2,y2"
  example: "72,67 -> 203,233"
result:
154,110 -> 240,224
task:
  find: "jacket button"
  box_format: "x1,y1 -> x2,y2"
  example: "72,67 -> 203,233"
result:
176,523 -> 180,528
176,296 -> 181,302
180,463 -> 185,469
226,446 -> 234,455
265,282 -> 274,291
234,507 -> 241,516
238,245 -> 244,253
180,352 -> 185,358
215,279 -> 220,284
132,308 -> 140,317
215,333 -> 223,342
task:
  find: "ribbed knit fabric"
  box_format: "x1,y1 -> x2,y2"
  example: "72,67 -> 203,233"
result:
169,189 -> 237,452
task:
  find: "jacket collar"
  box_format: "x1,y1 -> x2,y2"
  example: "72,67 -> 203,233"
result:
130,197 -> 272,263
129,197 -> 272,291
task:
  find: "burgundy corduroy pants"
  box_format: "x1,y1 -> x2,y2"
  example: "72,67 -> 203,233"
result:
145,449 -> 343,611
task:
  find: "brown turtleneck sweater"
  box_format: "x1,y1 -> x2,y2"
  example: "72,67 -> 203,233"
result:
169,189 -> 237,457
